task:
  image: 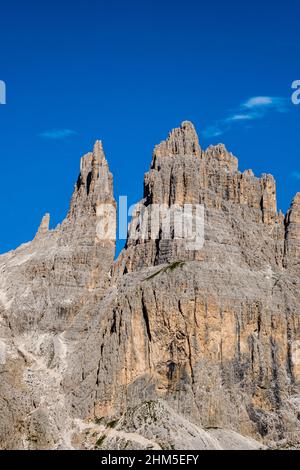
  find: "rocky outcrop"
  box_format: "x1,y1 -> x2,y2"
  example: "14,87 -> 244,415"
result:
0,121 -> 299,450
35,213 -> 50,238
284,193 -> 300,268
120,122 -> 283,272
0,141 -> 116,449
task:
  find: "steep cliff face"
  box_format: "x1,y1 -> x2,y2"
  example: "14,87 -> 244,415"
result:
0,141 -> 116,449
0,122 -> 299,450
284,193 -> 300,269
120,121 -> 283,271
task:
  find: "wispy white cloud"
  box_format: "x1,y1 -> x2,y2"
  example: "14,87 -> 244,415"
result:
243,96 -> 273,108
226,113 -> 254,122
202,125 -> 225,138
243,96 -> 288,111
203,95 -> 290,138
291,171 -> 300,180
39,129 -> 78,140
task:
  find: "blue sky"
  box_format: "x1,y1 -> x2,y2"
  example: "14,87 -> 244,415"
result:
0,0 -> 299,255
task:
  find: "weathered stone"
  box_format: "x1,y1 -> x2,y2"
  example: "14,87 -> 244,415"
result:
284,192 -> 300,268
0,121 -> 299,450
35,213 -> 50,238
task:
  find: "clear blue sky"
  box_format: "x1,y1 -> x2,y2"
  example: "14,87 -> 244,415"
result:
0,0 -> 299,255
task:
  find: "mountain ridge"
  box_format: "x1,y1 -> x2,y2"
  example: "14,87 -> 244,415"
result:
0,121 -> 300,450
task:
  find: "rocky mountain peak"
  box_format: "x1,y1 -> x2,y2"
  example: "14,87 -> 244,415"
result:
1,121 -> 300,451
35,213 -> 50,238
92,139 -> 108,171
68,141 -> 114,222
293,191 -> 300,205
121,122 -> 283,272
204,143 -> 238,173
152,120 -> 201,161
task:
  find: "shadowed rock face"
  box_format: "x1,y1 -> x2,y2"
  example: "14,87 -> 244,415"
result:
0,122 -> 300,450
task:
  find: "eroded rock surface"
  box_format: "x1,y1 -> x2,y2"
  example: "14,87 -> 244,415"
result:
0,122 -> 299,450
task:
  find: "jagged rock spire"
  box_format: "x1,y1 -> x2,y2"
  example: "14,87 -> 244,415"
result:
284,192 -> 300,267
60,140 -> 116,275
35,213 -> 50,239
153,121 -> 201,161
260,174 -> 277,224
69,140 -> 114,220
145,121 -> 278,218
92,140 -> 107,166
122,121 -> 281,272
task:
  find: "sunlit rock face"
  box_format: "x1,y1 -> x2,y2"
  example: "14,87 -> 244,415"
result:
284,192 -> 300,268
0,122 -> 299,450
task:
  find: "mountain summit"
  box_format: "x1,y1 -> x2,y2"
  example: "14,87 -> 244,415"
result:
0,122 -> 299,450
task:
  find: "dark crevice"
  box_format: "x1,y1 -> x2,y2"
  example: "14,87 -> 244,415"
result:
118,311 -> 122,345
178,300 -> 195,385
110,309 -> 117,334
270,337 -> 282,407
167,361 -> 176,380
86,171 -> 92,195
250,336 -> 255,372
259,196 -> 264,222
76,174 -> 83,191
141,295 -> 152,342
257,309 -> 261,336
235,312 -> 241,360
154,229 -> 162,265
285,306 -> 294,380
187,335 -> 195,385
246,405 -> 269,437
96,360 -> 101,386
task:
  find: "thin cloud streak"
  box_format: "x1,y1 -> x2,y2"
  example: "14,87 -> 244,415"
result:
226,113 -> 254,122
203,96 -> 290,138
39,129 -> 78,140
243,96 -> 288,111
244,96 -> 273,108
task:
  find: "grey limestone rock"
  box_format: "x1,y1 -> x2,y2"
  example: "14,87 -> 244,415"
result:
0,121 -> 299,450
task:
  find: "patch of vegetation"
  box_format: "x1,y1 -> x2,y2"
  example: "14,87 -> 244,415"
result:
94,416 -> 103,425
95,435 -> 106,448
157,442 -> 175,450
143,261 -> 185,282
144,400 -> 156,405
143,400 -> 158,422
107,419 -> 119,428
